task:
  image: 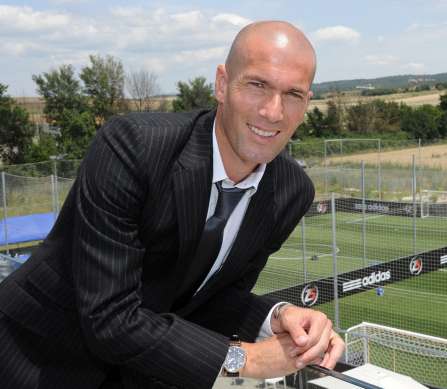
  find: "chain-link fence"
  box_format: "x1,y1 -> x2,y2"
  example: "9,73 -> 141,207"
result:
0,160 -> 80,252
254,148 -> 447,388
1,148 -> 447,387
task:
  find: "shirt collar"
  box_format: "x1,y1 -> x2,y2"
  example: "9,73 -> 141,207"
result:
212,120 -> 266,193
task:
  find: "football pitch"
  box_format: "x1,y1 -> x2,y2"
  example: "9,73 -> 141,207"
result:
254,211 -> 447,340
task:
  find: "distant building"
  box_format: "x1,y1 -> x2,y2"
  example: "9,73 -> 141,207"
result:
356,84 -> 375,90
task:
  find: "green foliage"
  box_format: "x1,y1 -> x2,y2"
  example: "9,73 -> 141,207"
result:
415,84 -> 431,92
346,101 -> 377,133
400,104 -> 442,140
0,83 -> 34,164
439,93 -> 447,112
302,100 -> 343,137
58,109 -> 97,159
345,100 -> 402,134
32,65 -> 86,126
80,54 -> 126,122
361,88 -> 397,96
172,77 -> 216,112
438,94 -> 447,137
22,133 -> 59,163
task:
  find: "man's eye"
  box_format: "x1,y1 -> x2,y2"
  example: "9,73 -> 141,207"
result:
249,81 -> 264,88
288,92 -> 303,99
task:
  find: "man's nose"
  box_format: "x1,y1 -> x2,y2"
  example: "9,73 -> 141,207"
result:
259,93 -> 284,122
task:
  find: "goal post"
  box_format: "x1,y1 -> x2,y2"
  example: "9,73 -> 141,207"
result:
419,189 -> 447,218
345,322 -> 447,388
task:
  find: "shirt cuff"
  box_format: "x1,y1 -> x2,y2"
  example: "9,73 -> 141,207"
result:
256,301 -> 288,341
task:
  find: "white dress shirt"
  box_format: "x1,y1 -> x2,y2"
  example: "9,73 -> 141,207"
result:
196,122 -> 282,339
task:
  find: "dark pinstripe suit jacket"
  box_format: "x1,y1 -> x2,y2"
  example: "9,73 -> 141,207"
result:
0,109 -> 314,389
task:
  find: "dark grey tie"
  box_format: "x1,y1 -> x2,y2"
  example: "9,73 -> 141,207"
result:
176,181 -> 246,305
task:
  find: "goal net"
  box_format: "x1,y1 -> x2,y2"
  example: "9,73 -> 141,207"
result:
420,190 -> 447,218
345,322 -> 447,388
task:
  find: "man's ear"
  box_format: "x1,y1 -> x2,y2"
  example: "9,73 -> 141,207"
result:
215,64 -> 227,103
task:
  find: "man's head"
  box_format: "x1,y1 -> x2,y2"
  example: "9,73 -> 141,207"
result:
214,21 -> 316,181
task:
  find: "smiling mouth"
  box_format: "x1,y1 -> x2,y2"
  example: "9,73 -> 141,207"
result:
247,124 -> 279,138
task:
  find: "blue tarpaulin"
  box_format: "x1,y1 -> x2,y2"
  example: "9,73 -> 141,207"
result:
0,212 -> 55,245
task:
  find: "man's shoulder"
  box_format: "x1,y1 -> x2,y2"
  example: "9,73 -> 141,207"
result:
98,109 -> 214,151
113,109 -> 210,134
273,150 -> 313,189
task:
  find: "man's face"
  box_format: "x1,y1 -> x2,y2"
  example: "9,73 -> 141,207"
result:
215,43 -> 313,173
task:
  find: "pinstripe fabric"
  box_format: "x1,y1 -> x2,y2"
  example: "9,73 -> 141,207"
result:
0,109 -> 314,389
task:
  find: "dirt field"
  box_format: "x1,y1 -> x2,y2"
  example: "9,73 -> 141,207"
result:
329,143 -> 447,169
308,90 -> 444,112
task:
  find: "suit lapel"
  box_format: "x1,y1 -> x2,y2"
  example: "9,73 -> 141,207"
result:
172,110 -> 215,275
186,162 -> 276,307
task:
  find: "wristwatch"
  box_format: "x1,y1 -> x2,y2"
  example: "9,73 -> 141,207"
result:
222,334 -> 247,377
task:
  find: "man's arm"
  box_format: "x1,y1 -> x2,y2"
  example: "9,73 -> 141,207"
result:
71,116 -> 229,389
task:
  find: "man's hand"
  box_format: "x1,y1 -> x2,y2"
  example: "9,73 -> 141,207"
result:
270,304 -> 345,369
240,333 -> 301,379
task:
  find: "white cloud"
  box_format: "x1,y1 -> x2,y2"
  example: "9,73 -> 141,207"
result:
403,62 -> 425,71
170,10 -> 204,30
365,55 -> 399,66
174,46 -> 227,63
0,5 -> 70,32
313,25 -> 360,43
212,13 -> 252,27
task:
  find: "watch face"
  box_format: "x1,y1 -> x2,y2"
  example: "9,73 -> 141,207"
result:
224,346 -> 246,373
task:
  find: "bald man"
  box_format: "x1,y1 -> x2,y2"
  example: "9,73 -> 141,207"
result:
0,21 -> 344,389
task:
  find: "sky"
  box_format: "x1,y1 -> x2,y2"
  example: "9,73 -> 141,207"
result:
1,0 -> 447,96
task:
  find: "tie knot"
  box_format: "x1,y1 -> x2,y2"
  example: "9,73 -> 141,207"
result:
214,181 -> 246,220
216,181 -> 246,194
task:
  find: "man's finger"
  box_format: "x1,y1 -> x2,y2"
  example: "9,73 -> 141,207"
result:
295,320 -> 332,365
304,311 -> 331,350
279,307 -> 310,346
321,332 -> 345,369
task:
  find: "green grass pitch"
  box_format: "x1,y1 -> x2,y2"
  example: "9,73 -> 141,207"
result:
254,211 -> 447,340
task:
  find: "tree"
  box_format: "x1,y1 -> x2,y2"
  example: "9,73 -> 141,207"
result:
80,54 -> 126,122
401,105 -> 442,140
172,77 -> 216,112
32,64 -> 86,126
305,107 -> 327,137
438,94 -> 447,137
325,100 -> 343,134
126,70 -> 160,111
345,101 -> 377,133
0,83 -> 34,164
22,133 -> 59,163
58,109 -> 97,159
303,101 -> 342,138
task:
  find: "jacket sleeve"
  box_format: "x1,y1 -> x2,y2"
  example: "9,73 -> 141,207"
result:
71,116 -> 228,389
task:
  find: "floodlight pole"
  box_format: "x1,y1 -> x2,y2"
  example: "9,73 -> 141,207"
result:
361,161 -> 367,267
301,216 -> 308,283
378,139 -> 382,200
331,193 -> 340,330
413,154 -> 417,250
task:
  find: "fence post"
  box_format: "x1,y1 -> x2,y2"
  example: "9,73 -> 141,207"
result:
1,172 -> 9,254
53,161 -> 60,215
361,161 -> 367,267
301,216 -> 308,283
412,155 -> 417,254
51,175 -> 57,222
331,193 -> 340,330
324,141 -> 328,194
378,138 -> 382,200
